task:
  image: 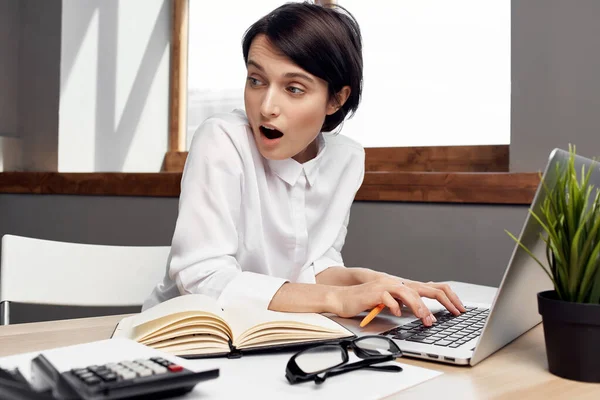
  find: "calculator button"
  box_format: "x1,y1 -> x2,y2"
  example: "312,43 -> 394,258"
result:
101,373 -> 118,382
139,360 -> 159,369
121,361 -> 137,368
119,371 -> 137,380
83,376 -> 102,385
131,366 -> 151,374
168,364 -> 183,372
71,368 -> 88,375
137,369 -> 153,377
150,365 -> 168,374
151,358 -> 171,367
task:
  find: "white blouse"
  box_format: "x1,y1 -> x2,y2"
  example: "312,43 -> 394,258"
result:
143,110 -> 365,311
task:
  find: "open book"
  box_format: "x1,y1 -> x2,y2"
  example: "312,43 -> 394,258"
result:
111,294 -> 355,358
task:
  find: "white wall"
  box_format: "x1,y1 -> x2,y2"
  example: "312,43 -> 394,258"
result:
59,0 -> 171,172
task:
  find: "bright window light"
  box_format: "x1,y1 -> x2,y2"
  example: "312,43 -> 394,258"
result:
187,0 -> 510,148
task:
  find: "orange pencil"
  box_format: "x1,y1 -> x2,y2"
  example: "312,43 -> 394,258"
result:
359,303 -> 385,327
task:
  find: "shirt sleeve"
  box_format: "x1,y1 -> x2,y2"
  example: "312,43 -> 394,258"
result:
169,119 -> 287,310
312,148 -> 365,276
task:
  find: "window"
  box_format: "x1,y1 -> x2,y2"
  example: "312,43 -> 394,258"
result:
341,0 -> 510,147
186,0 -> 301,149
185,0 -> 510,149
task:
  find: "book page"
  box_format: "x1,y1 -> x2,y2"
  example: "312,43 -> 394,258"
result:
131,294 -> 231,342
152,335 -> 230,355
238,327 -> 348,347
139,316 -> 231,343
140,325 -> 230,345
224,308 -> 353,348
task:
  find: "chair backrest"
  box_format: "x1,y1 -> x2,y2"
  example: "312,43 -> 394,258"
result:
0,235 -> 169,307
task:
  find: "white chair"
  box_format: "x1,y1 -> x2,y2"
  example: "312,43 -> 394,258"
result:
0,234 -> 169,325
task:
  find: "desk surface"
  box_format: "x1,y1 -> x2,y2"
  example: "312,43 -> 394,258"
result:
0,313 -> 598,399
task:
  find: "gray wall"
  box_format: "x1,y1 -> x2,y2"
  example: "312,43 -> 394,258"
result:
0,194 -> 527,290
511,0 -> 600,171
0,194 -> 178,247
0,0 -> 62,172
0,0 -> 22,171
0,0 -> 19,138
19,0 -> 62,171
345,202 -> 528,287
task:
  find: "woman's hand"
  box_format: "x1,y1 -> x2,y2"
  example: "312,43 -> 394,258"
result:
330,277 -> 466,326
382,275 -> 466,315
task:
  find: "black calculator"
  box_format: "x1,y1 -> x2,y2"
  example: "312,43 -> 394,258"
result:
22,353 -> 219,399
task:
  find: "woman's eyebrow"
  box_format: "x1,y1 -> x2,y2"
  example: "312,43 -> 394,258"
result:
283,72 -> 314,83
247,59 -> 264,71
247,59 -> 314,83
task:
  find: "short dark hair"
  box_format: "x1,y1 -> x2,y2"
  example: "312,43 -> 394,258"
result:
242,2 -> 363,133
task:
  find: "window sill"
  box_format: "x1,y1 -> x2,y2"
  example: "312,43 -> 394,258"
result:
0,172 -> 539,204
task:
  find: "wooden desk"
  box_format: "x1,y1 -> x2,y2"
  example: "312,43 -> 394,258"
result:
0,315 -> 598,399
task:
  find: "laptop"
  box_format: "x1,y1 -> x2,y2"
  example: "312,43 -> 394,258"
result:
337,148 -> 599,366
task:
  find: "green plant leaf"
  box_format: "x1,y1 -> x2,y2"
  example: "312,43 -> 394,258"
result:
505,229 -> 556,289
577,193 -> 600,276
505,146 -> 600,304
577,238 -> 600,303
528,209 -> 569,286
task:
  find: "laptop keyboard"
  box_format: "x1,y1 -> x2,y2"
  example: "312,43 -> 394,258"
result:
381,306 -> 489,349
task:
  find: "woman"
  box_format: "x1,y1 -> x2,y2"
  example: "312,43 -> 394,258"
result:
144,2 -> 465,327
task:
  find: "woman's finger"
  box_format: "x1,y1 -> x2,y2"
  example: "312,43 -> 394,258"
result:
430,282 -> 466,312
418,285 -> 460,315
381,291 -> 401,317
388,285 -> 436,326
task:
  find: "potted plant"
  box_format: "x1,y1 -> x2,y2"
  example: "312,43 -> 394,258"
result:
506,146 -> 600,383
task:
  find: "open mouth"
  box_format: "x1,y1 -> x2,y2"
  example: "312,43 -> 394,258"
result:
260,125 -> 284,140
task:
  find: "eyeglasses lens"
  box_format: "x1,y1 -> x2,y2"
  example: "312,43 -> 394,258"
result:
295,345 -> 345,374
354,337 -> 401,357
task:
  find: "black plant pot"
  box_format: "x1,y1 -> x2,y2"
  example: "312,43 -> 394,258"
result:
538,290 -> 600,382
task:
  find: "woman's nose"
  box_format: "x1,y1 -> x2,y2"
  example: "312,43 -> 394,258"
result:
260,90 -> 281,118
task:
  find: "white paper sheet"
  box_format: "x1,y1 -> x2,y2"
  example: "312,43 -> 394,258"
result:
0,338 -> 201,378
181,352 -> 442,400
0,338 -> 443,400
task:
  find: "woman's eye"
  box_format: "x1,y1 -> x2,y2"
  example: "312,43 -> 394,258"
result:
247,77 -> 262,86
287,86 -> 304,95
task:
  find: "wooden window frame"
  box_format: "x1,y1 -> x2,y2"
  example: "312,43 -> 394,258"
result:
163,0 -> 509,175
156,0 -> 531,206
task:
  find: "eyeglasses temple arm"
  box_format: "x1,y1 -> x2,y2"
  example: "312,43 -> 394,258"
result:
365,364 -> 402,372
315,356 -> 399,384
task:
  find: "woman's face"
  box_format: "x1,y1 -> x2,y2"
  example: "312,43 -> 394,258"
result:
244,35 -> 339,163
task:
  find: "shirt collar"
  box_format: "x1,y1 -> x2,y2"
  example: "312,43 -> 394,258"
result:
266,134 -> 327,187
301,134 -> 326,186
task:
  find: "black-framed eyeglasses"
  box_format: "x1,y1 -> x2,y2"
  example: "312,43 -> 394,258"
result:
285,335 -> 403,385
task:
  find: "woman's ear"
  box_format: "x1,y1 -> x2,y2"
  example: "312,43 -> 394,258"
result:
326,86 -> 351,115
